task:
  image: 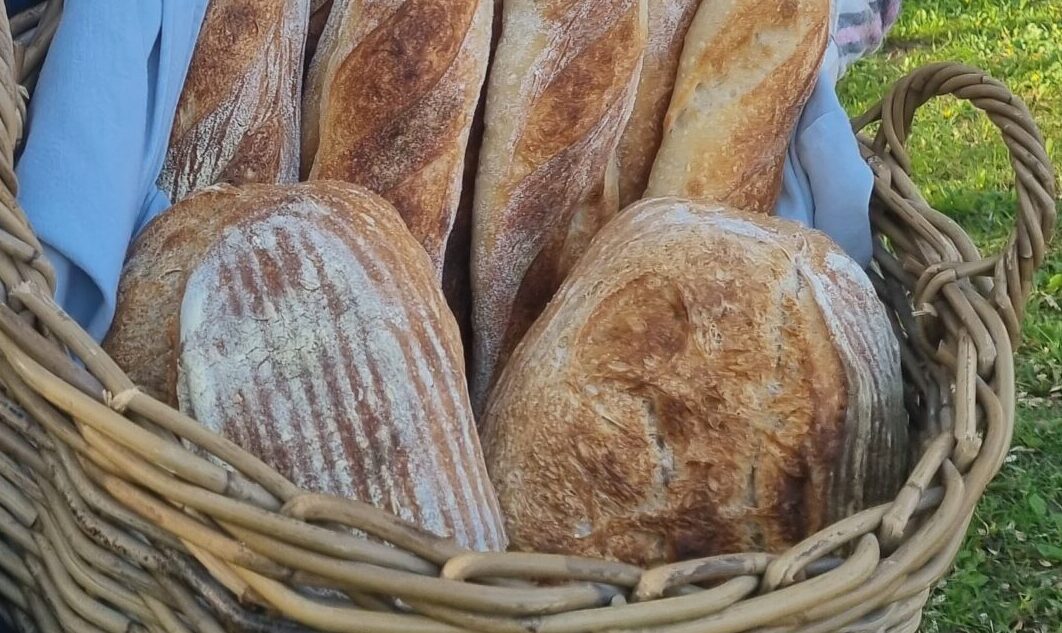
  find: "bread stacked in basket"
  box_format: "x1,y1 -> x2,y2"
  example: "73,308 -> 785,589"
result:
103,0 -> 909,567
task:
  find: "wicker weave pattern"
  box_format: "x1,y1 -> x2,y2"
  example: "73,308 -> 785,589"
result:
0,3 -> 1055,631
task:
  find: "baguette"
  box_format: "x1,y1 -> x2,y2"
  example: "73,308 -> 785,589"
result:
302,0 -> 493,274
616,0 -> 702,208
482,198 -> 908,564
159,0 -> 308,203
470,0 -> 647,410
644,0 -> 830,213
442,0 -> 505,374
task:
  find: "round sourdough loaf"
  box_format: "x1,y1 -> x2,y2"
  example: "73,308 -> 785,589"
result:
107,182 -> 507,551
481,197 -> 907,565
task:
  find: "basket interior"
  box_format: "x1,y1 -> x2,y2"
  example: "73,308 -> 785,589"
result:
0,7 -> 1055,633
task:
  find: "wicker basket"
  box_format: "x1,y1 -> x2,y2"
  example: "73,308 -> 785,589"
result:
0,3 -> 1056,632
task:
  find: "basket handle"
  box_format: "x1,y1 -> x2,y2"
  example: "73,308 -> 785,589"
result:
845,65 -> 1056,600
852,62 -> 1057,348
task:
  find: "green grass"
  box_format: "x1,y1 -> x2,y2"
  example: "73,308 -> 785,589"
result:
839,1 -> 1062,631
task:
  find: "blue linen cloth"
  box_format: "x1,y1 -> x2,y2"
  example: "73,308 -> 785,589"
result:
16,0 -> 208,341
774,0 -> 902,267
774,44 -> 875,267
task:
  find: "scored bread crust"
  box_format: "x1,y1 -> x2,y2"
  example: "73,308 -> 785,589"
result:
645,0 -> 830,213
616,0 -> 701,209
159,0 -> 308,203
175,182 -> 506,551
470,0 -> 648,411
104,185 -> 289,405
301,0 -> 493,275
482,198 -> 908,565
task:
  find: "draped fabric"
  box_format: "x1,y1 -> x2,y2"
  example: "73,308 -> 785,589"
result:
16,0 -> 209,340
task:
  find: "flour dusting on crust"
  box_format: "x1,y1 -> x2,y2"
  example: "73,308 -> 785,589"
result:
160,0 -> 308,202
482,198 -> 906,564
178,187 -> 506,551
470,0 -> 648,410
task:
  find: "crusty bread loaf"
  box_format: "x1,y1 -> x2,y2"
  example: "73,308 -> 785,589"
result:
616,0 -> 701,208
482,198 -> 908,565
469,0 -> 648,411
104,186 -> 288,404
442,0 -> 505,377
175,182 -> 506,551
644,0 -> 829,213
301,0 -> 492,274
159,0 -> 308,203
106,183 -> 506,550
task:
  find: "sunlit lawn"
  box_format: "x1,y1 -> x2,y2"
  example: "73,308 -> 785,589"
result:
840,1 -> 1061,630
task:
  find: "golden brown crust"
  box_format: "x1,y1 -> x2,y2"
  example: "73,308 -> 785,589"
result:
159,0 -> 308,202
469,0 -> 647,411
302,0 -> 492,274
482,198 -> 908,565
645,0 -> 830,213
616,0 -> 701,208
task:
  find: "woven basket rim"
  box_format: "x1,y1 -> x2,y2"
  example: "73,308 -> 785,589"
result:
0,3 -> 1055,632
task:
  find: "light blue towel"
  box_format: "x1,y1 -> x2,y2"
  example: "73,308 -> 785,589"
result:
16,0 -> 208,341
775,45 -> 874,267
774,0 -> 901,268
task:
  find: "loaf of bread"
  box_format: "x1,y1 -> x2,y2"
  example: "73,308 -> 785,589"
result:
301,0 -> 492,274
470,0 -> 647,410
159,0 -> 308,203
482,198 -> 908,565
616,0 -> 701,208
442,0 -> 505,375
644,0 -> 829,213
108,183 -> 507,551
